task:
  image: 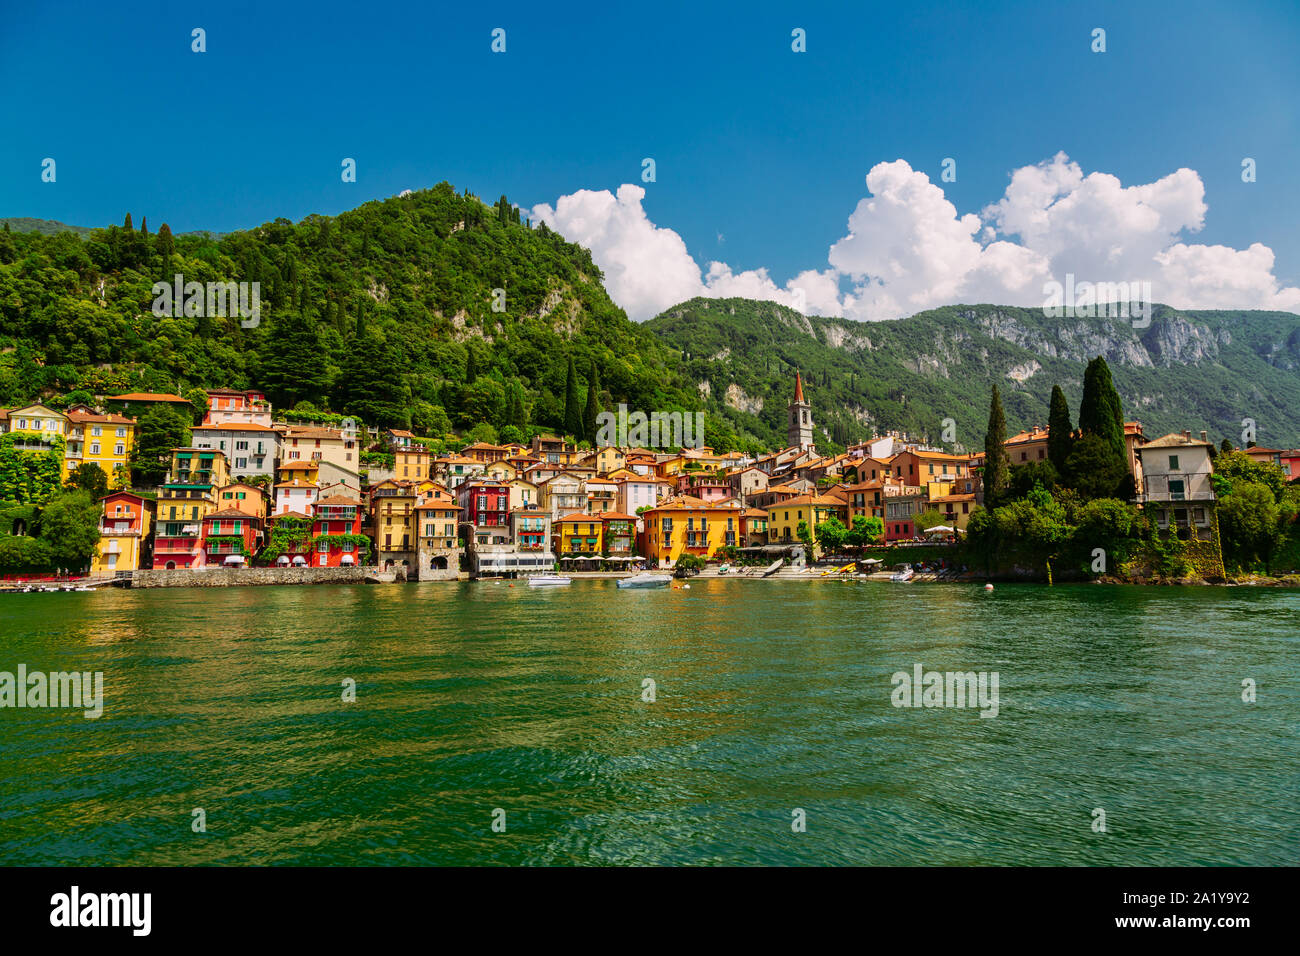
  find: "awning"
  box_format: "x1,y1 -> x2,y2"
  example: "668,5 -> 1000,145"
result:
276,555 -> 290,565
222,554 -> 246,565
292,555 -> 307,566
340,555 -> 355,565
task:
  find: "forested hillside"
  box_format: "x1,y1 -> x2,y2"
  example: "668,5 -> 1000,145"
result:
0,186 -> 705,446
646,297 -> 1300,452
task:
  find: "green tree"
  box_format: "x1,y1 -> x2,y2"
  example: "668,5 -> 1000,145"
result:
1047,384 -> 1074,477
983,384 -> 1011,508
846,514 -> 884,547
583,364 -> 601,444
563,355 -> 582,439
130,406 -> 190,487
67,462 -> 108,500
335,330 -> 410,429
1218,481 -> 1280,570
814,517 -> 848,553
258,310 -> 327,409
1065,433 -> 1128,501
38,489 -> 101,571
1078,357 -> 1125,461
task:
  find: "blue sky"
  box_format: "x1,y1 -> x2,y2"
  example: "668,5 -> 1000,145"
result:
2,0 -> 1297,318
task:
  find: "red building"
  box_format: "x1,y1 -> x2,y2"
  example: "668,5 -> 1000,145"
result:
457,479 -> 510,530
310,494 -> 366,566
201,508 -> 263,568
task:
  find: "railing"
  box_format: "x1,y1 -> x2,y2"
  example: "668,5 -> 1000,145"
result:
1137,472 -> 1215,503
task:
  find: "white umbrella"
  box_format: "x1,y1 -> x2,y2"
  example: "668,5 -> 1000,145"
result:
924,525 -> 955,534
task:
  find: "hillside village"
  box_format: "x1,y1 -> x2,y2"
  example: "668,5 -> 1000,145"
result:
3,366 -> 1296,585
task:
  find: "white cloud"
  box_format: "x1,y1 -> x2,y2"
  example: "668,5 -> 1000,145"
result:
533,155 -> 1300,322
530,184 -> 839,321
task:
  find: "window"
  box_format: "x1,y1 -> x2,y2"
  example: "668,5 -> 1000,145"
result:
90,443 -> 100,455
92,426 -> 102,436
1168,455 -> 1180,471
117,427 -> 126,437
115,443 -> 125,455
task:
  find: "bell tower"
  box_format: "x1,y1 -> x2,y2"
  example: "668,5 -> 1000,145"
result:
788,371 -> 815,452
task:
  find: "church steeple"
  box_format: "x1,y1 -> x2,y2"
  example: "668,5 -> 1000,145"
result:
788,370 -> 815,452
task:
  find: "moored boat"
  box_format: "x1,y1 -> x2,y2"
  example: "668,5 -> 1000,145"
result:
617,572 -> 672,589
890,564 -> 915,583
527,575 -> 571,587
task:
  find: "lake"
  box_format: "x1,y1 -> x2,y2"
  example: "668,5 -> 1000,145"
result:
0,579 -> 1296,865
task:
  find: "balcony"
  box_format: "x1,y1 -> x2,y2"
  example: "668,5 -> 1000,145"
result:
1137,472 -> 1216,504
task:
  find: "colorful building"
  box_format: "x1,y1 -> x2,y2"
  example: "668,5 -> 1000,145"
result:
152,448 -> 230,568
639,495 -> 740,565
91,491 -> 152,575
555,512 -> 604,555
311,494 -> 366,567
64,406 -> 135,487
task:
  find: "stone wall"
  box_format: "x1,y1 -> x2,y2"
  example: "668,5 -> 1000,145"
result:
132,566 -> 375,588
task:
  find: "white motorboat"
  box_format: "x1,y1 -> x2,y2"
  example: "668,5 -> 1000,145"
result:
527,575 -> 571,587
889,565 -> 915,583
617,572 -> 672,589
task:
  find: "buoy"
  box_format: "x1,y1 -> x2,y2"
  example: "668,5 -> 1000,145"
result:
984,583 -> 994,591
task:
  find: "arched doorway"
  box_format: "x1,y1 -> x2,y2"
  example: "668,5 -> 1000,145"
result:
165,561 -> 176,570
431,556 -> 448,570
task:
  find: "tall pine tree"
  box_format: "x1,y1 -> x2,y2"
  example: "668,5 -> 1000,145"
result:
983,384 -> 1011,508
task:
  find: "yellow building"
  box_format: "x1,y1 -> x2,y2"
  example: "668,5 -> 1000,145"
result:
639,495 -> 740,565
65,406 -> 136,487
555,512 -> 604,555
91,491 -> 152,575
394,447 -> 430,482
765,493 -> 846,555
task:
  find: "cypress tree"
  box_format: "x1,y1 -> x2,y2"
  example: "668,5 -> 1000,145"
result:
124,213 -> 133,231
140,216 -> 148,235
465,347 -> 479,384
1046,385 -> 1074,477
583,364 -> 601,443
1078,357 -> 1125,460
563,355 -> 582,439
1220,437 -> 1234,455
157,223 -> 174,269
983,384 -> 1011,508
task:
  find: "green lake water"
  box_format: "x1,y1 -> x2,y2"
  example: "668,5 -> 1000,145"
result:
0,579 -> 1296,865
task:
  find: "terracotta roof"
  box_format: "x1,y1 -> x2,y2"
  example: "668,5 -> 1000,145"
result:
284,427 -> 343,440
274,479 -> 318,489
793,370 -> 805,403
315,494 -> 361,507
67,409 -> 135,425
108,392 -> 191,403
769,494 -> 843,508
599,511 -> 639,521
555,511 -> 603,523
207,507 -> 260,519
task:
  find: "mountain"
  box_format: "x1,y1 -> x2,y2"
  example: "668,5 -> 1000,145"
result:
0,185 -> 698,443
644,297 -> 1300,452
1,218 -> 97,238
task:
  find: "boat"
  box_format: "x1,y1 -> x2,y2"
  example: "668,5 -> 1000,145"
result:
617,572 -> 672,589
889,564 -> 915,583
527,575 -> 571,587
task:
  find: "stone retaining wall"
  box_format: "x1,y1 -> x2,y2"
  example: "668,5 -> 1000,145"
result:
132,566 -> 375,588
